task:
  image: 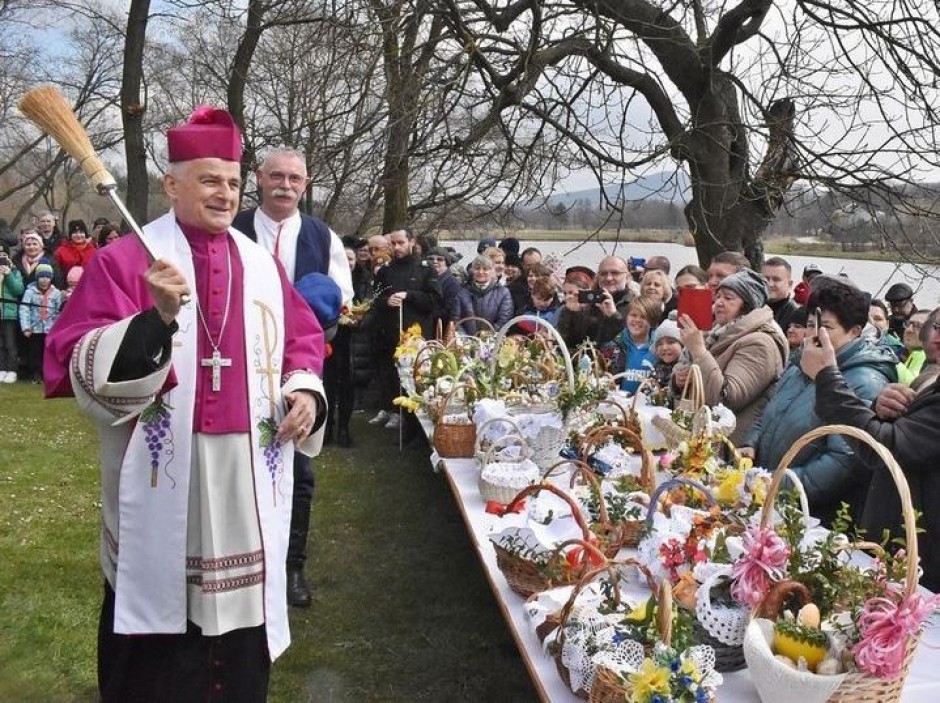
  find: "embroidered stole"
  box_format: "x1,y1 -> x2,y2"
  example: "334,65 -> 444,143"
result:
113,212 -> 294,658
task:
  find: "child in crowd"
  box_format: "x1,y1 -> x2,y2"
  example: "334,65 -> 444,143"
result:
0,245 -> 24,383
523,276 -> 561,327
61,266 -> 83,307
785,307 -> 809,364
651,314 -> 683,387
19,263 -> 62,383
602,297 -> 659,394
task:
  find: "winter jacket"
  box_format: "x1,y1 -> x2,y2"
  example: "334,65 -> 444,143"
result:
19,283 -> 63,334
460,280 -> 513,334
813,367 -> 940,592
555,288 -> 634,349
438,270 -> 467,326
897,348 -> 926,386
508,276 -> 531,316
768,297 -> 801,332
350,264 -> 376,388
53,240 -> 97,277
0,267 -> 24,321
745,336 -> 897,525
14,253 -> 59,289
675,306 -> 788,445
518,300 -> 561,330
602,330 -> 657,394
372,253 -> 442,346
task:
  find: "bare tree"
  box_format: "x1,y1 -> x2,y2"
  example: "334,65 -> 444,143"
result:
436,0 -> 940,267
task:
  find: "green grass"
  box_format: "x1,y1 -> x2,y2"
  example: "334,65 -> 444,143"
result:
0,384 -> 537,702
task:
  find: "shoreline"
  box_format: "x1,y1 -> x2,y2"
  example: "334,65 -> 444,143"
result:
444,230 -> 940,265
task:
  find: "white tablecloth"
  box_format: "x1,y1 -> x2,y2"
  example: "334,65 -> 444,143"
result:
417,415 -> 940,702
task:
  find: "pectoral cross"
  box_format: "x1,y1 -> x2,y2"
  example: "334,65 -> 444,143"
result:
201,348 -> 232,392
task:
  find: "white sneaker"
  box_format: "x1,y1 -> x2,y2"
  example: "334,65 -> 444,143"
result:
2,372 -> 16,384
368,410 -> 389,425
384,414 -> 400,429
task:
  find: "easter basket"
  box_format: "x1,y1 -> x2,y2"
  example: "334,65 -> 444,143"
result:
490,483 -> 601,597
478,433 -> 540,504
651,364 -> 705,448
432,383 -> 477,458
742,424 -> 924,703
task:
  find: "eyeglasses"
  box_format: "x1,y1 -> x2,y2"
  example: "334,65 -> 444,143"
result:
598,269 -> 628,277
262,171 -> 308,186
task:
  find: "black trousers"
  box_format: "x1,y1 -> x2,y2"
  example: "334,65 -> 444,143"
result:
24,331 -> 45,380
287,452 -> 314,569
375,341 -> 399,412
323,326 -> 353,435
98,583 -> 270,703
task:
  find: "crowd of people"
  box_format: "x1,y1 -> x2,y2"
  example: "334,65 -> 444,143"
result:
333,231 -> 939,594
0,213 -> 120,383
4,109 -> 938,700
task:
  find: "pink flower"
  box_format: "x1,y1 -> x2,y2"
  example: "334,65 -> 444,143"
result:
730,525 -> 791,608
854,592 -> 940,678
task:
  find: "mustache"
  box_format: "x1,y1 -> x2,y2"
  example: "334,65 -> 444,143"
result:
272,187 -> 296,198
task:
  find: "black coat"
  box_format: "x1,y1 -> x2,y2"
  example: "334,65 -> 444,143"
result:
814,366 -> 940,592
372,254 -> 442,345
769,297 -> 801,332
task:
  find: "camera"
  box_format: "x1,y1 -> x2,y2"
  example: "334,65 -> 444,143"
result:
0,253 -> 11,267
578,289 -> 603,305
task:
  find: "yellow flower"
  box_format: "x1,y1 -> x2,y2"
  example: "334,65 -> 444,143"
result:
393,395 -> 422,413
680,657 -> 701,681
715,469 -> 745,506
750,474 -> 768,506
627,659 -> 672,703
625,597 -> 651,622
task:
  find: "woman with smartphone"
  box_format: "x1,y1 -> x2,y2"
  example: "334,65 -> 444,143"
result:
741,276 -> 897,526
672,267 -> 788,445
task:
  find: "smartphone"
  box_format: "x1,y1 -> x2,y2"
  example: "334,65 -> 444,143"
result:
678,287 -> 713,330
813,307 -> 823,346
578,289 -> 603,305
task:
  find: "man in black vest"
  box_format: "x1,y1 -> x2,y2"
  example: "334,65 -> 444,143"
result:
234,148 -> 353,609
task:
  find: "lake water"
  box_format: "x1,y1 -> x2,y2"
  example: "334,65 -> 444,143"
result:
442,239 -> 940,308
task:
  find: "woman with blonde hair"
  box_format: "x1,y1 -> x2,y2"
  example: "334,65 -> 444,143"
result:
640,268 -> 674,323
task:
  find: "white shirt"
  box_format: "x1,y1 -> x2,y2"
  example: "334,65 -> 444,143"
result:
253,208 -> 354,302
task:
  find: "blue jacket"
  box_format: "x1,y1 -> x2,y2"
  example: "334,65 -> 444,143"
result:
744,335 -> 897,524
19,283 -> 63,334
460,281 -> 513,334
603,329 -> 657,394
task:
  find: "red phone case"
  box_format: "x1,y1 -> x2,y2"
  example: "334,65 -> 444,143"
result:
678,288 -> 713,330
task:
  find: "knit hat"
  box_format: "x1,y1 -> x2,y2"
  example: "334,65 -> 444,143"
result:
426,246 -> 454,265
167,106 -> 242,163
35,263 -> 54,279
67,266 -> 84,286
498,237 -> 520,256
652,315 -> 681,348
295,272 -> 342,330
22,231 -> 43,247
717,268 -> 768,312
476,236 -> 496,254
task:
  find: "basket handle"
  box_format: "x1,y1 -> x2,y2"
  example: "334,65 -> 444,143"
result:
657,580 -> 674,648
555,556 -> 654,648
436,381 -> 476,420
565,460 -> 612,528
629,376 -> 661,409
580,424 -> 656,491
644,476 -> 716,529
491,315 -> 575,393
504,482 -> 593,543
581,398 -> 632,428
678,363 -> 705,411
482,433 -> 530,466
760,424 -> 918,598
454,315 -> 497,335
473,416 -> 523,456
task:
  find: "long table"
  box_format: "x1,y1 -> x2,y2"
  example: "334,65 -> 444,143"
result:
418,417 -> 940,702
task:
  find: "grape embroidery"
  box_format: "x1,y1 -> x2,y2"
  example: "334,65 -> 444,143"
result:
140,398 -> 175,488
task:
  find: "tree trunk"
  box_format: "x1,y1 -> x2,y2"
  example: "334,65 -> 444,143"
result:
121,0 -> 151,224
382,99 -> 411,232
228,0 -> 265,185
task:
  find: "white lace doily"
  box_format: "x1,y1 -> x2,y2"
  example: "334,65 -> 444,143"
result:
480,459 -> 540,487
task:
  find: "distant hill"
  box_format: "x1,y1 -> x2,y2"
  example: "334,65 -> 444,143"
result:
547,171 -> 690,207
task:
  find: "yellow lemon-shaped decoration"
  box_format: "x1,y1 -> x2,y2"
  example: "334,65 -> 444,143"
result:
626,598 -> 651,622
773,620 -> 829,672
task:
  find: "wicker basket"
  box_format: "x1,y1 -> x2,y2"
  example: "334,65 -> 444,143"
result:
478,434 -> 539,504
651,363 -> 704,447
492,483 -> 599,597
432,383 -> 477,458
410,341 -> 446,395
454,315 -> 497,337
473,416 -> 523,463
743,424 -> 922,703
580,424 -> 655,486
537,559 -> 656,697
491,314 -> 576,396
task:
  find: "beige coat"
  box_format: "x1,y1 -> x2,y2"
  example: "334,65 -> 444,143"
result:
677,306 -> 788,445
